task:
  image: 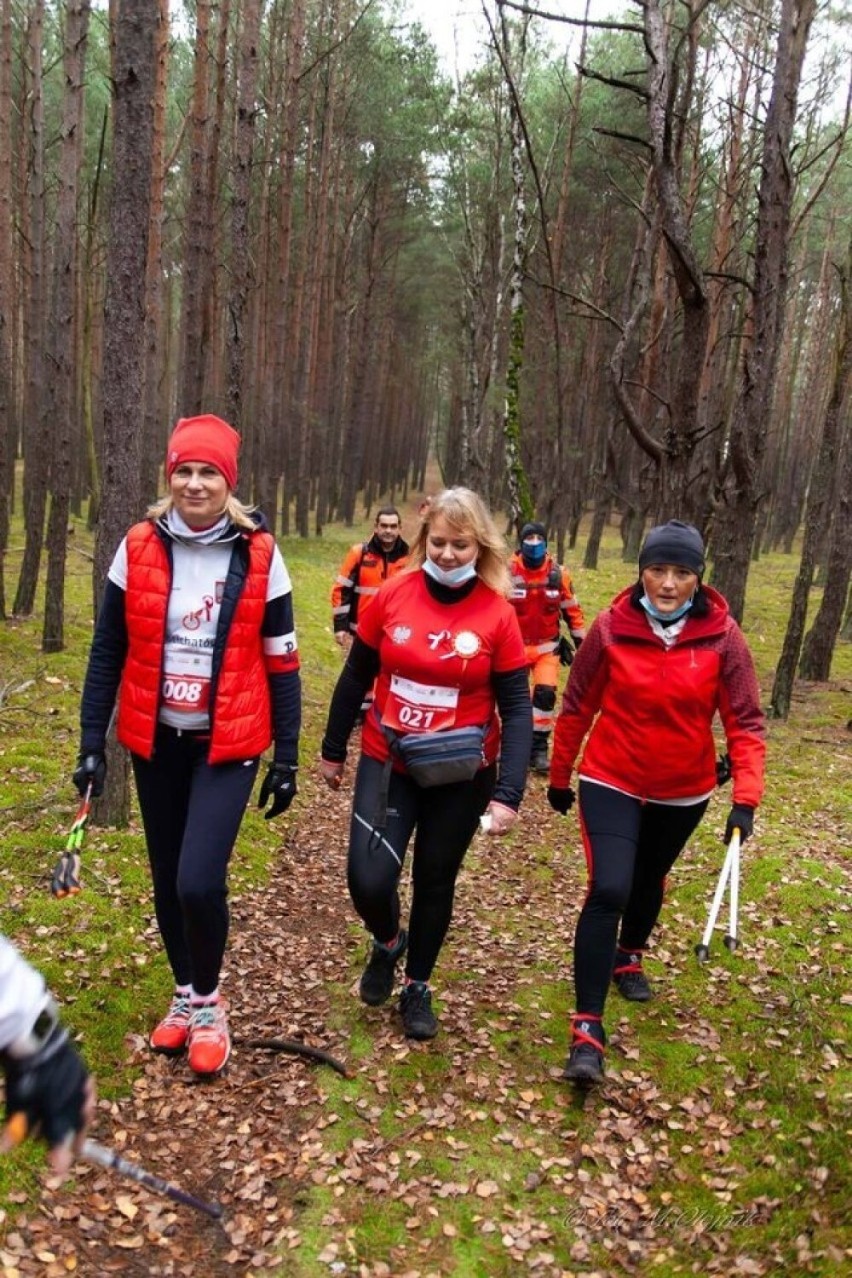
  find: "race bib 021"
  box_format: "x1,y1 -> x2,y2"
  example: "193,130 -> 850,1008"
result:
381,674 -> 459,733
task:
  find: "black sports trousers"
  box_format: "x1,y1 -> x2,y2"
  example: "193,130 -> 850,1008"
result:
574,779 -> 709,1016
347,753 -> 496,983
131,725 -> 259,996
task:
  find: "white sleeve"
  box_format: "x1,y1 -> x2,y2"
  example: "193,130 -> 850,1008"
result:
0,936 -> 50,1051
107,537 -> 129,590
267,546 -> 292,601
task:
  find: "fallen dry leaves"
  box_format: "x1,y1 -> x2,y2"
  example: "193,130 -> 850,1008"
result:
2,717 -> 850,1277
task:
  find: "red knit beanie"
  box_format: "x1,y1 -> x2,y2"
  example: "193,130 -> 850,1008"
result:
165,415 -> 241,490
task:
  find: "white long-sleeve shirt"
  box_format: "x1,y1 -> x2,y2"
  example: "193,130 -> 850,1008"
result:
0,936 -> 49,1051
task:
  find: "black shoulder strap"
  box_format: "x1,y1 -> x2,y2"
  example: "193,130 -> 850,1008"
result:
547,563 -> 562,589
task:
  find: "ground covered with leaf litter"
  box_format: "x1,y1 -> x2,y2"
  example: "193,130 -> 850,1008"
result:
2,748 -> 850,1278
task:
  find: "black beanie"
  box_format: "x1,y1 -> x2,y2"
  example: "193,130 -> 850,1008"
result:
520,521 -> 546,543
638,520 -> 705,576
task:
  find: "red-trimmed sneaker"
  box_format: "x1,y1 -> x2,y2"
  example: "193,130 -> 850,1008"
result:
187,1000 -> 231,1076
563,1015 -> 605,1085
150,993 -> 192,1055
613,948 -> 654,1001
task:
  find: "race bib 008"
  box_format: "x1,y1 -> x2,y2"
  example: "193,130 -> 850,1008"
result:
161,650 -> 211,715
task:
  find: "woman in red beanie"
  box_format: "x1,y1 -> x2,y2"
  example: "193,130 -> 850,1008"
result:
548,520 -> 765,1085
73,414 -> 301,1077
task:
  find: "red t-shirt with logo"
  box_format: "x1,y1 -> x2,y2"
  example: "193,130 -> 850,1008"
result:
357,570 -> 526,767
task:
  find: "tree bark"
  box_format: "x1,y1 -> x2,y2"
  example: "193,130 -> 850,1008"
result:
96,0 -> 157,826
770,236 -> 851,716
798,418 -> 852,682
13,0 -> 47,616
711,0 -> 818,621
42,0 -> 91,653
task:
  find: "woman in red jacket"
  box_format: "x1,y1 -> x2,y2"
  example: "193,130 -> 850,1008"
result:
548,521 -> 765,1085
73,415 -> 301,1077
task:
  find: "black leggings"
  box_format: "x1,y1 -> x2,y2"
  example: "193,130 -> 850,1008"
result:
347,754 -> 495,983
131,726 -> 259,997
573,781 -> 708,1018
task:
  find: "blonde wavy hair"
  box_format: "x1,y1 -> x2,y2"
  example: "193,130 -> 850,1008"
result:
408,487 -> 512,597
146,492 -> 258,531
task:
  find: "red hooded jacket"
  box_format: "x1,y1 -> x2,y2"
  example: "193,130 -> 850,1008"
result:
550,585 -> 765,806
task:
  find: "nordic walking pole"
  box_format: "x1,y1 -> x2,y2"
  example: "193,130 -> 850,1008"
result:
50,783 -> 93,898
4,1113 -> 223,1219
695,829 -> 740,962
723,828 -> 740,952
80,1139 -> 224,1219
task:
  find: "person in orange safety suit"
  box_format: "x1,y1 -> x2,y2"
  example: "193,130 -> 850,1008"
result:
509,521 -> 586,773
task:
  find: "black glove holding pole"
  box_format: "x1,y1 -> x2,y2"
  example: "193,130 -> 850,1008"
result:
258,764 -> 298,819
72,752 -> 106,798
724,803 -> 754,843
1,1002 -> 90,1153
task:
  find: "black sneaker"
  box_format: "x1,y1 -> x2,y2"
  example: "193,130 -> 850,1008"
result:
563,1016 -> 605,1086
359,929 -> 408,1006
400,981 -> 438,1040
613,951 -> 654,1002
564,1041 -> 605,1085
530,734 -> 549,774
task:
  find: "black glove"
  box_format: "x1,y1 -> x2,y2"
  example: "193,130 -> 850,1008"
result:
2,1009 -> 90,1151
258,764 -> 297,820
547,785 -> 576,815
557,635 -> 574,667
73,752 -> 106,798
724,803 -> 754,844
716,753 -> 732,786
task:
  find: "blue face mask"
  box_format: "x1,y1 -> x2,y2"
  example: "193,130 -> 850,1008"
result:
521,542 -> 546,569
639,593 -> 694,623
423,559 -> 478,588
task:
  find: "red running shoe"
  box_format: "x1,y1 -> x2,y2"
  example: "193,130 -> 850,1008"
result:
187,1000 -> 231,1076
150,993 -> 191,1055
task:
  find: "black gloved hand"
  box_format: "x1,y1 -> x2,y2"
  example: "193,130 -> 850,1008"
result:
2,1010 -> 90,1152
724,803 -> 754,844
716,753 -> 732,786
557,635 -> 574,667
547,785 -> 576,815
73,752 -> 106,798
258,764 -> 298,820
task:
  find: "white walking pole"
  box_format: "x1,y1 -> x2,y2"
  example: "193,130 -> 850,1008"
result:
723,829 -> 740,951
695,829 -> 741,962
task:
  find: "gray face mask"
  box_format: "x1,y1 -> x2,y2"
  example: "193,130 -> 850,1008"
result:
423,558 -> 478,588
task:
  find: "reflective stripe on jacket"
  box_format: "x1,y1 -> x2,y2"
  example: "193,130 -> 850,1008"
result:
509,552 -> 586,648
331,534 -> 409,634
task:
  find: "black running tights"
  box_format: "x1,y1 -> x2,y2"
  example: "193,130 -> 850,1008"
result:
347,754 -> 495,983
573,780 -> 708,1017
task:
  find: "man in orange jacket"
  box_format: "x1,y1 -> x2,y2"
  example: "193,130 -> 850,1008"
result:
509,522 -> 586,773
332,507 -> 410,649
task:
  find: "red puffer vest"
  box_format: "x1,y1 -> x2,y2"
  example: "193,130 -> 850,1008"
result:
117,521 -> 274,763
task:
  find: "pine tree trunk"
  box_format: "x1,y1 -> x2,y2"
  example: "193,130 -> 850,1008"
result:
770,237 -> 851,716
13,0 -> 47,617
42,0 -> 91,653
96,0 -> 157,827
711,0 -> 818,621
798,421 -> 852,681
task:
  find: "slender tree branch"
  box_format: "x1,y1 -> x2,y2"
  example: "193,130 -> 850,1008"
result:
579,63 -> 650,99
498,0 -> 645,35
594,126 -> 652,149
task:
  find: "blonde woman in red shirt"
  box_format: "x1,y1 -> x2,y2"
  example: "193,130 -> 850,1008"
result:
321,488 -> 532,1041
